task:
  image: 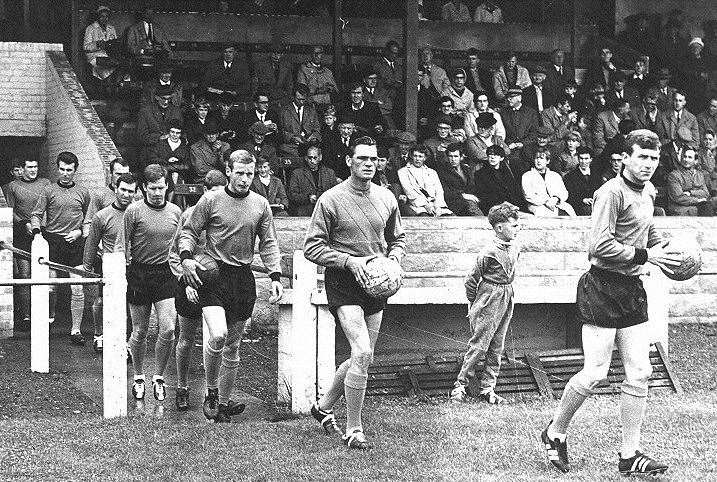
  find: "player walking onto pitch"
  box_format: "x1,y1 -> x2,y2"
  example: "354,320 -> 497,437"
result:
179,150 -> 283,423
450,202 -> 521,404
541,130 -> 681,476
304,136 -> 406,449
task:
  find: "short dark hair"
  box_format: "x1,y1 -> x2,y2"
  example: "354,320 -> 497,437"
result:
350,136 -> 376,155
534,148 -> 551,160
12,158 -> 25,169
576,146 -> 592,157
203,169 -> 228,188
474,90 -> 488,99
57,152 -> 79,168
254,90 -> 270,101
227,149 -> 256,170
611,99 -> 630,111
115,173 -> 137,188
486,145 -> 505,157
294,83 -> 310,97
410,144 -> 429,157
487,202 -> 519,226
167,119 -> 182,132
348,82 -> 363,93
467,47 -> 479,57
109,157 -> 128,173
143,164 -> 167,184
672,89 -> 687,99
446,143 -> 463,155
506,51 -> 518,60
439,96 -> 454,106
618,119 -> 636,135
624,129 -> 661,155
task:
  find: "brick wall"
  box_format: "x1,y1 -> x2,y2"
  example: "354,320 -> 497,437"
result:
0,42 -> 62,137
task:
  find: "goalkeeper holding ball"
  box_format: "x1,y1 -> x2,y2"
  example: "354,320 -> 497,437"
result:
304,135 -> 406,449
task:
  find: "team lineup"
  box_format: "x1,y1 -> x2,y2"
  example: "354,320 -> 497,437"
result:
11,130 -> 705,475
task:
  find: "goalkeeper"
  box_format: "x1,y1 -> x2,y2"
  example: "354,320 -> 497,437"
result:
450,202 -> 522,404
304,136 -> 406,449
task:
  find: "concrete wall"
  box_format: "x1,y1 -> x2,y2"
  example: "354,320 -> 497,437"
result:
253,216 -> 717,331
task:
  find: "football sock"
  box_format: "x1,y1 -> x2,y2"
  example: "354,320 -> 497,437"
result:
203,340 -> 222,390
154,330 -> 175,378
552,383 -> 588,434
620,392 -> 647,457
218,356 -> 241,405
69,283 -> 84,334
319,359 -> 350,411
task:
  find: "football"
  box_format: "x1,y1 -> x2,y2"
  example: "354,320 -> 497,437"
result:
194,253 -> 220,285
660,238 -> 703,281
361,256 -> 404,299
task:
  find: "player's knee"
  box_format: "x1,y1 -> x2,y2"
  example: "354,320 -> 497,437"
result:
130,325 -> 148,341
222,337 -> 241,361
209,331 -> 227,348
571,364 -> 610,395
622,364 -> 652,397
158,325 -> 175,342
351,348 -> 373,373
175,337 -> 191,355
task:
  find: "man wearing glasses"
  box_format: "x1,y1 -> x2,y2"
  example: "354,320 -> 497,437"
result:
304,136 -> 405,449
137,84 -> 183,170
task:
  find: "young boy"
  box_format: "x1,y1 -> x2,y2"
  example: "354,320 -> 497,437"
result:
450,202 -> 521,404
541,129 -> 680,476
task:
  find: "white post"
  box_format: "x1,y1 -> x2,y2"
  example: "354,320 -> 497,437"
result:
316,305 -> 336,399
30,236 -> 50,373
102,252 -> 127,418
290,250 -> 318,414
644,266 -> 670,355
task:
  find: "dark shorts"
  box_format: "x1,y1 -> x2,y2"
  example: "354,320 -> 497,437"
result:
13,222 -> 32,252
43,231 -> 85,268
576,266 -> 648,329
201,262 -> 256,321
126,262 -> 177,306
93,256 -> 103,296
175,279 -> 203,319
325,267 -> 386,319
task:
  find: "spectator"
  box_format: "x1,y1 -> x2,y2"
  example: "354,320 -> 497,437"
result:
493,52 -> 532,103
667,147 -> 716,215
465,48 -> 494,103
279,84 -> 321,159
252,39 -> 294,108
125,6 -> 171,59
4,158 -> 51,329
632,91 -> 661,133
201,45 -> 251,103
189,120 -> 230,184
555,131 -> 583,176
136,84 -> 183,170
564,147 -> 600,215
372,152 -> 403,201
466,112 -> 510,166
425,115 -> 463,168
541,95 -> 577,145
522,65 -> 552,113
436,144 -> 482,215
141,66 -> 182,107
584,46 -> 616,91
627,57 -> 651,98
443,68 -> 475,117
656,90 -> 699,148
683,38 -> 707,86
473,1 -> 503,23
251,157 -> 289,217
83,5 -> 118,81
213,92 -> 242,147
599,152 -> 623,185
441,1 -> 471,22
435,96 -> 467,136
418,65 -> 441,141
339,82 -> 386,138
420,48 -> 450,93
183,97 -> 213,146
580,83 -> 608,124
240,122 -> 281,181
576,112 -> 595,152
593,99 -> 632,156
363,70 -> 395,131
388,131 -> 416,172
500,88 -> 540,173
653,68 -> 678,112
297,45 -> 338,110
617,13 -> 655,55
699,129 -> 717,195
521,150 -> 576,217
658,20 -> 687,70
287,146 -> 337,216
322,116 -> 354,181
685,66 -> 714,115
474,145 -> 526,212
372,40 -> 404,104
241,91 -> 279,145
601,118 -> 636,170
520,126 -> 556,174
697,95 -> 717,143
562,81 -> 580,109
464,90 -> 506,140
544,49 -> 575,101
397,145 -> 453,216
659,127 -> 695,178
605,71 -> 640,108
150,120 -> 190,199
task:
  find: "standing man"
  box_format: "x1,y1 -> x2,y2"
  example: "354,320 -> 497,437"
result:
30,152 -> 91,346
542,130 -> 679,476
82,173 -> 137,352
304,136 -> 406,449
297,45 -> 338,111
119,164 -> 181,402
179,150 -> 283,423
4,159 -> 51,331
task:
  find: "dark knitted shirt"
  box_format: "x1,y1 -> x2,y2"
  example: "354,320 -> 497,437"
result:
30,181 -> 91,235
119,200 -> 181,265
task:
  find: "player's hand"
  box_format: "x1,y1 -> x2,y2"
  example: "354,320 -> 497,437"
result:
269,280 -> 283,304
25,222 -> 32,235
425,202 -> 437,216
545,197 -> 558,210
64,229 -> 82,243
185,285 -> 199,304
647,240 -> 682,274
346,256 -> 374,288
582,198 -> 593,206
181,258 -> 205,289
309,194 -> 318,203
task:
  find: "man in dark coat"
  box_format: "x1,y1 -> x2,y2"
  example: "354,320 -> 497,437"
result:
201,45 -> 251,103
473,145 -> 526,212
563,147 -> 601,216
287,146 -> 338,216
436,143 -> 482,215
544,49 -> 575,101
501,88 -> 540,173
339,83 -> 386,138
136,84 -> 183,170
239,122 -> 281,181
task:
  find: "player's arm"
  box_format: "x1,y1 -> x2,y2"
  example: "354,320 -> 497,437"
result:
80,189 -> 92,238
256,202 -> 283,303
178,195 -> 210,288
116,205 -> 135,265
465,254 -> 485,303
384,200 -> 406,263
29,187 -> 49,235
303,196 -> 349,268
82,215 -> 102,273
589,188 -> 640,263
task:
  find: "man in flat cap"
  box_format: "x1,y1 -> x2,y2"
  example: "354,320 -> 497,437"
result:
83,5 -> 118,81
500,88 -> 539,175
522,65 -> 552,113
189,120 -> 231,186
466,111 -> 511,167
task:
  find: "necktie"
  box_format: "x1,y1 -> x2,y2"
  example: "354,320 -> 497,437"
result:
147,23 -> 154,43
225,62 -> 231,73
676,111 -> 681,123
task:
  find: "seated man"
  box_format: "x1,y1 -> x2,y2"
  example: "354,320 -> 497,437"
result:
125,6 -> 171,60
592,99 -> 632,157
83,5 -> 118,82
150,120 -> 190,199
296,45 -> 338,110
555,131 -> 583,176
520,126 -> 556,176
474,145 -> 526,212
424,114 -> 463,169
287,146 -> 338,216
493,52 -> 532,103
632,91 -> 661,133
183,97 -> 213,146
667,147 -> 716,215
521,150 -> 576,217
564,147 -> 600,215
656,90 -> 699,148
240,122 -> 281,182
321,115 -> 355,182
397,145 -> 453,216
372,152 -> 403,202
189,121 -> 230,185
698,129 -> 717,195
240,91 -> 279,145
501,88 -> 540,175
136,85 -> 183,170
436,144 -> 482,216
605,71 -> 640,108
418,65 -> 441,141
442,68 -> 475,118
466,112 -> 510,167
212,92 -> 243,147
201,45 -> 251,104
541,96 -> 577,146
251,156 -> 289,217
363,69 -> 396,131
252,39 -> 294,108
598,151 -> 624,185
339,83 -> 386,138
279,84 -> 321,160
141,66 -> 182,107
522,65 -> 553,113
464,90 -> 505,140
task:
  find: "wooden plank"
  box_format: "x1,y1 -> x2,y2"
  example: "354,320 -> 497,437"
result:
654,342 -> 682,394
525,352 -> 555,399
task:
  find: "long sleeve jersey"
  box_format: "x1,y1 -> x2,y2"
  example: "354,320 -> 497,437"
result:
117,200 -> 181,265
178,188 -> 281,277
168,206 -> 207,279
5,177 -> 51,223
82,203 -> 126,272
304,180 -> 406,269
30,181 -> 90,235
